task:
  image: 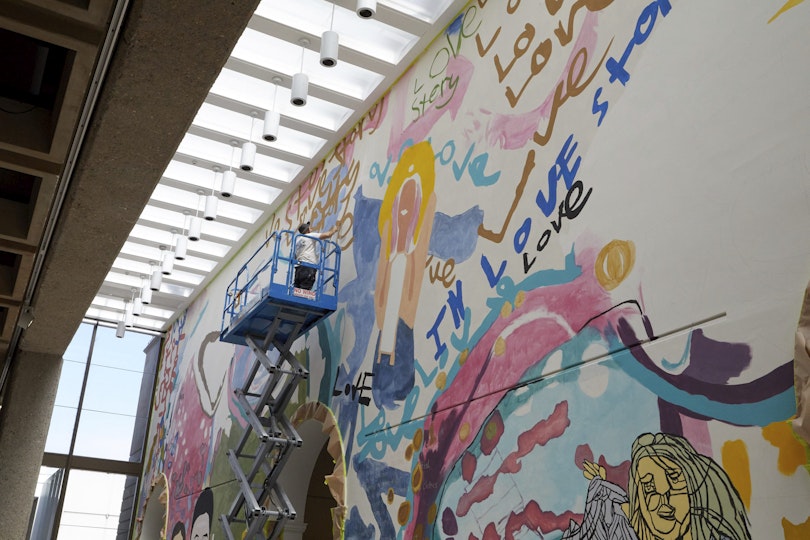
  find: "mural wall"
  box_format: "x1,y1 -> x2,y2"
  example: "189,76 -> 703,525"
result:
137,1 -> 810,538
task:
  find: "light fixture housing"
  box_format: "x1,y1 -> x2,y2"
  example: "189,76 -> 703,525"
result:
116,320 -> 126,338
240,141 -> 256,171
204,194 -> 218,221
221,170 -> 236,197
133,297 -> 143,316
161,250 -> 174,275
150,268 -> 163,291
291,72 -> 308,106
175,235 -> 188,260
141,284 -> 152,305
357,0 -> 376,18
188,216 -> 202,241
320,30 -> 339,67
17,307 -> 34,329
263,110 -> 280,142
124,302 -> 134,327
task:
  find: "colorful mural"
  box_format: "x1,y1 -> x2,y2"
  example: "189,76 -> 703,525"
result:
137,1 -> 810,539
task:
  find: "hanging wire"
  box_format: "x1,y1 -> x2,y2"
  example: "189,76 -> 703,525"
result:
330,1 -> 336,31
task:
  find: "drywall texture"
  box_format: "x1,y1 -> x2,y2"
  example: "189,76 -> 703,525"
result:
137,2 -> 810,539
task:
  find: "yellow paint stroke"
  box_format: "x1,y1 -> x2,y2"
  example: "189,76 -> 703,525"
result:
428,503 -> 438,525
594,240 -> 635,291
494,336 -> 506,356
769,0 -> 806,23
783,516 -> 810,539
762,420 -> 809,475
459,421 -> 471,442
500,301 -> 513,318
435,370 -> 447,390
397,500 -> 411,526
721,439 -> 751,510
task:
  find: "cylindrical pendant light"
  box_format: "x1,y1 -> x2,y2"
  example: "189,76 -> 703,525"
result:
125,301 -> 134,327
188,216 -> 202,241
292,43 -> 309,107
161,250 -> 174,275
133,297 -> 143,316
357,0 -> 376,18
150,267 -> 162,291
141,283 -> 152,305
263,110 -> 280,142
221,170 -> 236,197
175,234 -> 188,260
321,4 -> 339,70
241,141 -> 256,171
204,194 -> 218,221
291,72 -> 308,106
116,320 -> 126,338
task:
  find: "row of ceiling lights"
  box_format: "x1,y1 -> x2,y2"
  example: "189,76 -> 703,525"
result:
115,0 -> 379,337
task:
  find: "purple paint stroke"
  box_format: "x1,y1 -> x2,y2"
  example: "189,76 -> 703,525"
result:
617,318 -> 793,405
484,11 -> 601,151
683,328 -> 751,384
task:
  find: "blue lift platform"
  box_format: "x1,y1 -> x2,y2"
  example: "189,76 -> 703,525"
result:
219,229 -> 340,540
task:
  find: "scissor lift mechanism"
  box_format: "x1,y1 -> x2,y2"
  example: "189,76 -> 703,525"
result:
219,230 -> 340,540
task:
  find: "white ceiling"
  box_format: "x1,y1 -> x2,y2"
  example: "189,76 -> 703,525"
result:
88,0 -> 468,332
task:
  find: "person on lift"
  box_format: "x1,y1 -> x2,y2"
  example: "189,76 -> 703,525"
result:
294,221 -> 337,290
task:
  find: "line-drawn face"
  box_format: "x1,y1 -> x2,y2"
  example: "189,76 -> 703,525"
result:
635,456 -> 690,539
190,513 -> 209,540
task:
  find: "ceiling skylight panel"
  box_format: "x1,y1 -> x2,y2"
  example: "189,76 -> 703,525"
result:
304,51 -> 384,101
254,0 -> 418,64
204,80 -> 351,133
120,242 -> 218,273
160,268 -> 205,286
177,134 -> 234,169
128,225 -> 174,249
110,256 -> 207,287
162,160 -> 278,202
146,189 -> 199,215
192,100 -> 325,159
232,30 -> 384,100
228,177 -> 282,206
85,307 -> 166,330
148,187 -> 261,224
120,241 -> 163,263
129,225 -> 232,258
384,0 -> 458,23
217,197 -> 264,223
251,153 -> 302,183
103,270 -> 146,290
111,257 -> 153,277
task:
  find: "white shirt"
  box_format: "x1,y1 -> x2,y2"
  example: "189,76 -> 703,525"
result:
295,233 -> 321,264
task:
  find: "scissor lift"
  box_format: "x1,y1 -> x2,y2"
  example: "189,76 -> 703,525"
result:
219,229 -> 340,540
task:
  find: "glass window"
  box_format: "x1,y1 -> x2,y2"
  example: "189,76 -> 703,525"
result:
57,470 -> 128,540
72,409 -> 136,461
72,326 -> 151,460
44,405 -> 78,455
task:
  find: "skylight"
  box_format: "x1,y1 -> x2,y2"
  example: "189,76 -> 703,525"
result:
88,0 -> 468,332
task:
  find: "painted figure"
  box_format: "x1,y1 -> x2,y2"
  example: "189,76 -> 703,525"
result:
568,433 -> 750,540
372,141 -> 436,408
190,487 -> 213,540
170,521 -> 186,540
